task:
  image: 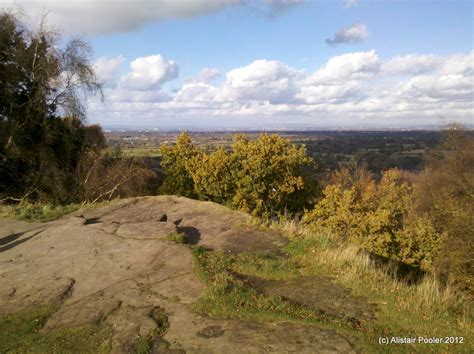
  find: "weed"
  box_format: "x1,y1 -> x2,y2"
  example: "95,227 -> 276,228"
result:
165,232 -> 187,244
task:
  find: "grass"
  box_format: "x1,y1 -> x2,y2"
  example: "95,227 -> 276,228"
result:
191,247 -> 351,329
132,307 -> 169,354
164,231 -> 187,244
190,216 -> 473,353
118,148 -> 162,158
279,222 -> 474,353
0,305 -> 112,353
229,252 -> 300,280
0,203 -> 80,222
0,199 -> 116,223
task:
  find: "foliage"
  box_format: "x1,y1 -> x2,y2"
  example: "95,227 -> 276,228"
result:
192,247 -> 342,326
0,11 -> 157,206
160,132 -> 318,216
76,148 -> 156,204
193,232 -> 471,353
189,146 -> 235,205
303,167 -> 444,270
13,203 -> 80,222
227,134 -> 317,216
159,132 -> 200,198
131,307 -> 168,354
164,231 -> 187,244
283,232 -> 472,353
415,125 -> 474,291
303,126 -> 473,291
0,11 -> 101,204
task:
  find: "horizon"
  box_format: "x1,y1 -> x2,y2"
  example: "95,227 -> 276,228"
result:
4,0 -> 473,129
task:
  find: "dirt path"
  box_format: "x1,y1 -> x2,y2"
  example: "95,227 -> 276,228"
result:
0,196 -> 369,353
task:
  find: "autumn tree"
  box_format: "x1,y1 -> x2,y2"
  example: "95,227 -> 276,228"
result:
0,10 -> 102,203
415,125 -> 474,290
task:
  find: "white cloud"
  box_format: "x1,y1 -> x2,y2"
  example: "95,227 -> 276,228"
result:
439,50 -> 474,76
382,54 -> 442,76
176,82 -> 217,102
5,0 -> 301,35
326,23 -> 369,45
196,68 -> 221,83
219,59 -> 305,103
107,89 -> 171,103
399,74 -> 473,102
93,56 -> 125,84
308,50 -> 380,84
120,55 -> 178,91
344,0 -> 358,8
297,82 -> 361,105
88,50 -> 474,128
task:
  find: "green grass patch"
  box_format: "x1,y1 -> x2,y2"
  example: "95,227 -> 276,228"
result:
164,231 -> 187,244
0,305 -> 112,353
229,252 -> 300,280
132,307 -> 169,354
195,221 -> 473,353
1,203 -> 80,222
191,247 -> 347,327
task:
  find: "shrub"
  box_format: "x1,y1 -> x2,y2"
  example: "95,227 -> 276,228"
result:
188,146 -> 235,205
160,133 -> 318,217
414,125 -> 474,291
303,167 -> 443,270
76,149 -> 156,204
159,132 -> 200,198
227,134 -> 317,216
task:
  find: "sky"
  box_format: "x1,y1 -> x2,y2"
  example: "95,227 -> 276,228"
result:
3,0 -> 474,129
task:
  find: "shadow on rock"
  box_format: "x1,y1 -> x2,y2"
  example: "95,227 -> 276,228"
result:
0,230 -> 44,253
177,226 -> 201,245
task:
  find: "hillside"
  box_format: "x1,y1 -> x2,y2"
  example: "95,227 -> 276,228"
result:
0,196 -> 380,353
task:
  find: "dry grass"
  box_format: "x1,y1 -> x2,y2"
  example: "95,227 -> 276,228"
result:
271,218 -> 472,328
0,204 -> 15,220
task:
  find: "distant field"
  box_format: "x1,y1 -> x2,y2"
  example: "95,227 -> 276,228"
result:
105,130 -> 443,173
118,147 -> 162,157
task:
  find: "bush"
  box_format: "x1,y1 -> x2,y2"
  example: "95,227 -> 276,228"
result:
303,167 -> 443,270
227,134 -> 317,216
188,146 -> 235,205
414,125 -> 474,291
76,149 -> 156,204
159,132 -> 200,198
159,133 -> 318,217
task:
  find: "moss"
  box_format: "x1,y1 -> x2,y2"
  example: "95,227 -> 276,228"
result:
0,305 -> 112,353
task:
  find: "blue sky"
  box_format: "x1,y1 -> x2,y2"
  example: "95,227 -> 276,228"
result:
5,0 -> 474,128
91,1 -> 472,80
